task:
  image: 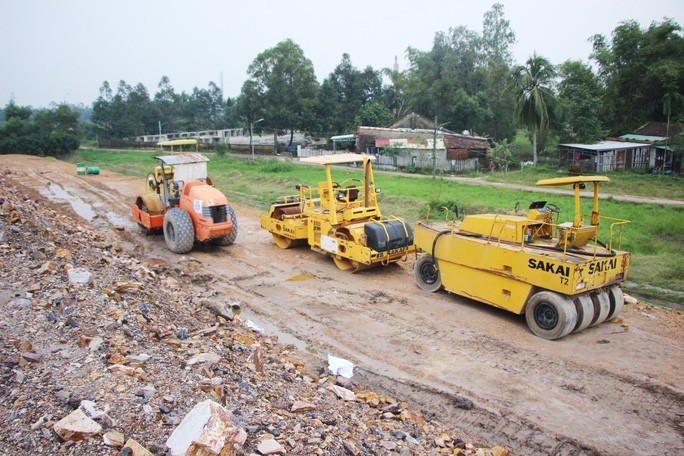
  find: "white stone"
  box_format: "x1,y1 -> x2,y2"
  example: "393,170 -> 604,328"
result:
329,384 -> 356,401
165,400 -> 247,456
187,351 -> 221,366
68,267 -> 92,284
53,408 -> 102,441
79,400 -> 110,420
103,430 -> 125,447
257,438 -> 285,455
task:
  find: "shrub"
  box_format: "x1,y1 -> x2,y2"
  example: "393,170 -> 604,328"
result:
215,142 -> 228,157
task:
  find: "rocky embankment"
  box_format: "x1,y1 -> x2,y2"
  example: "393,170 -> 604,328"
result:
0,174 -> 509,455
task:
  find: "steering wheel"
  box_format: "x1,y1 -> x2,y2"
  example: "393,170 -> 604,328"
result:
546,203 -> 561,213
331,181 -> 340,189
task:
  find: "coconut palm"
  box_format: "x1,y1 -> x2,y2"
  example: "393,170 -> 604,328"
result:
509,53 -> 559,165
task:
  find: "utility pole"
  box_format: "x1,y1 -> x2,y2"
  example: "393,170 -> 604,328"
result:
250,118 -> 264,161
432,116 -> 438,179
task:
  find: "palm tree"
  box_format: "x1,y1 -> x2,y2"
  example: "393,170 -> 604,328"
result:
508,53 -> 559,165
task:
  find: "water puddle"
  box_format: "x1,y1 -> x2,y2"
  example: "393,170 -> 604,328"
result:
39,183 -> 96,222
106,210 -> 136,229
233,305 -> 309,352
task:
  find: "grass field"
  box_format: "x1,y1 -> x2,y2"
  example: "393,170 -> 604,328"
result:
66,149 -> 684,305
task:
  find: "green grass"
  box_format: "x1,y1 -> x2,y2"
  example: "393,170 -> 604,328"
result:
481,166 -> 684,200
66,149 -> 684,303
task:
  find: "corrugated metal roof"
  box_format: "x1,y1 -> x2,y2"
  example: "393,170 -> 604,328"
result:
619,134 -> 666,142
330,134 -> 356,141
558,141 -> 649,151
634,121 -> 682,137
358,126 -> 487,140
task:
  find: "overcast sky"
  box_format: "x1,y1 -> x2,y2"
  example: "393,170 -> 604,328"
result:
1,0 -> 682,108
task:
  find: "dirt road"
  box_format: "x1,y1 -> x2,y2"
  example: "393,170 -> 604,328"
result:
3,155 -> 683,455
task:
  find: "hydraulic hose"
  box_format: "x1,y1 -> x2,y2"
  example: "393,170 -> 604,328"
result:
430,230 -> 452,267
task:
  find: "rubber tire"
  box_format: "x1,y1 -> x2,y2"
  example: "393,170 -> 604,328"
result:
213,205 -> 238,246
525,291 -> 577,340
606,285 -> 625,321
414,254 -> 442,292
572,294 -> 594,333
163,207 -> 195,253
589,290 -> 611,326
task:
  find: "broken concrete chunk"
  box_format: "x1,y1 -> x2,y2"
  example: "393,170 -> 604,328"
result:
291,400 -> 316,413
103,430 -> 125,447
67,267 -> 92,285
53,408 -> 102,441
257,438 -> 285,454
329,384 -> 356,401
186,351 -> 221,366
165,399 -> 247,456
123,438 -> 154,456
79,400 -> 110,420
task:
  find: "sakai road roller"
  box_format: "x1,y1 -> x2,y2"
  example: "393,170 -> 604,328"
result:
261,153 -> 415,272
131,139 -> 237,254
414,176 -> 630,339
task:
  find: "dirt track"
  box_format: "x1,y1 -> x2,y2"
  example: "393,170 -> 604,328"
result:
3,155 -> 683,455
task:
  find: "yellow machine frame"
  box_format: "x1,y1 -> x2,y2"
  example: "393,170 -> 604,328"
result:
414,175 -> 630,339
261,153 -> 415,271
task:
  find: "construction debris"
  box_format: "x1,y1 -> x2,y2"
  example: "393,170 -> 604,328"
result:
0,173 -> 505,454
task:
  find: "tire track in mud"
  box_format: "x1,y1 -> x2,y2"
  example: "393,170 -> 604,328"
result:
224,269 -> 603,455
223,260 -> 684,455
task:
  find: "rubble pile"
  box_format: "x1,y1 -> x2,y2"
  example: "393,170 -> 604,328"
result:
0,175 -> 506,455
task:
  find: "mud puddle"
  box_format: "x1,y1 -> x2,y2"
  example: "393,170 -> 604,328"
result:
39,183 -> 96,221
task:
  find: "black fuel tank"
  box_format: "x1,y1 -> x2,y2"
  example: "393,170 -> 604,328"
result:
364,220 -> 414,252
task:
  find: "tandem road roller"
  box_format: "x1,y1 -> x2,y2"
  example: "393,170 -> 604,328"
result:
261,153 -> 415,272
414,176 -> 630,339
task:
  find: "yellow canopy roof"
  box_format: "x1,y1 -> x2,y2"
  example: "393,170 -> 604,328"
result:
158,139 -> 199,146
536,176 -> 610,187
300,153 -> 375,165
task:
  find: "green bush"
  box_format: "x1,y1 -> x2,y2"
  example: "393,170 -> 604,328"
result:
215,142 -> 228,157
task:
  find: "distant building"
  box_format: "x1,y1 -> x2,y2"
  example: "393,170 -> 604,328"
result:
558,121 -> 682,173
558,141 -> 652,172
350,113 -> 491,173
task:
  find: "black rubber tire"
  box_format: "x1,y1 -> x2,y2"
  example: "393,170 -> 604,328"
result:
525,291 -> 577,340
414,254 -> 442,292
163,207 -> 195,253
606,285 -> 624,321
589,290 -> 611,326
572,294 -> 594,333
213,205 -> 238,246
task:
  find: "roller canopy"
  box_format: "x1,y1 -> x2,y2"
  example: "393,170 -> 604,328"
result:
300,153 -> 375,165
536,176 -> 610,187
154,154 -> 209,165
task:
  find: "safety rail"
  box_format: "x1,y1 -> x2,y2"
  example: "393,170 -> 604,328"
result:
600,216 -> 630,251
424,205 -> 457,223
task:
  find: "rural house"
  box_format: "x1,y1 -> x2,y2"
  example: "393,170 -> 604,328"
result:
353,113 -> 491,173
558,121 -> 682,173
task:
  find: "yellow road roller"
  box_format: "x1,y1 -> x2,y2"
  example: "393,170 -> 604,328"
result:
261,153 -> 415,272
414,176 -> 630,339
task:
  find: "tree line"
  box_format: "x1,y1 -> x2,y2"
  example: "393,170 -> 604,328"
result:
1,4 -> 682,160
